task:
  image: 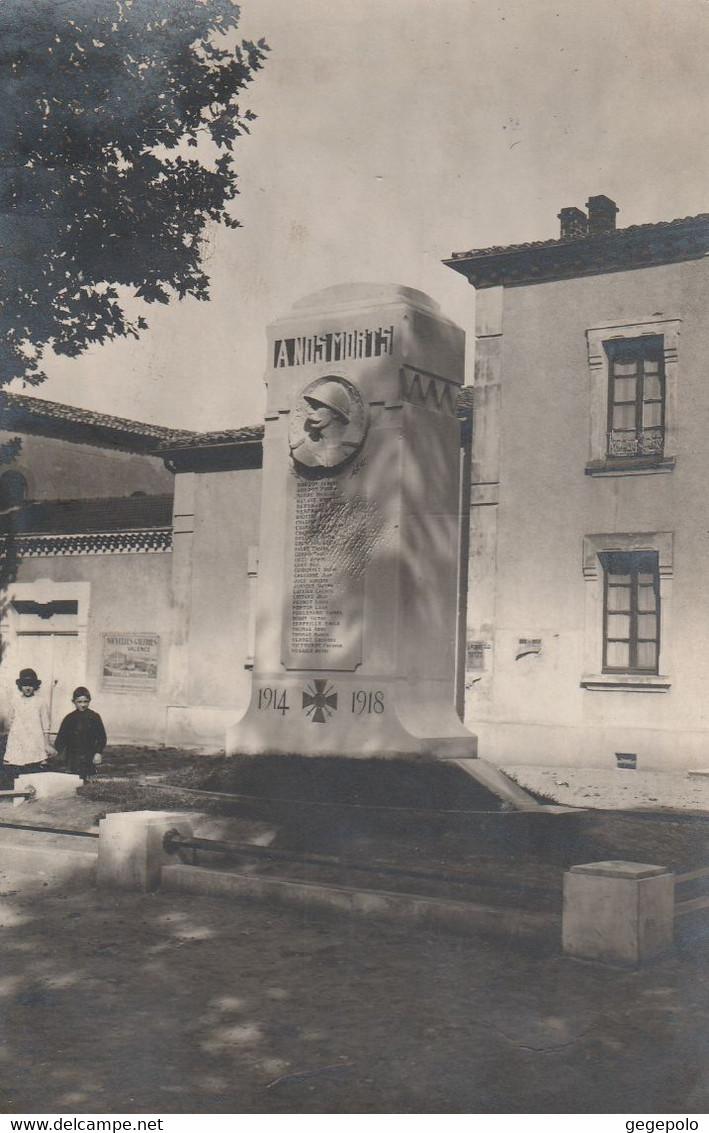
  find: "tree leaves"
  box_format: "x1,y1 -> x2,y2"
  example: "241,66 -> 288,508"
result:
0,0 -> 270,385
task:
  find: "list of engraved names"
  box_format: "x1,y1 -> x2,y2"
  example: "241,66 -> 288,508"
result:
290,478 -> 347,658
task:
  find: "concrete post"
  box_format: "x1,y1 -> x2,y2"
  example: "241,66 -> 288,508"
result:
563,860 -> 675,965
13,771 -> 83,806
97,810 -> 193,892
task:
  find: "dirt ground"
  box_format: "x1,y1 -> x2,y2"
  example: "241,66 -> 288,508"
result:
37,747 -> 709,876
0,871 -> 707,1115
1,748 -> 709,1115
6,749 -> 709,909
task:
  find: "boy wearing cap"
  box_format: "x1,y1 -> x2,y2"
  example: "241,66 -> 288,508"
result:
54,687 -> 107,781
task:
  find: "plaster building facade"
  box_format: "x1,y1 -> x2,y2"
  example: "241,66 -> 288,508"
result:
0,386 -> 471,753
0,394 -> 184,742
446,198 -> 709,771
4,199 -> 709,774
0,394 -> 263,748
159,425 -> 263,750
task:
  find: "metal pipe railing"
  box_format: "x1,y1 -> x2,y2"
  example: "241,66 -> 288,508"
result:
97,775 -> 709,824
0,818 -> 98,838
674,864 -> 709,917
0,786 -> 35,801
675,864 -> 709,884
162,829 -> 559,896
105,776 -> 560,817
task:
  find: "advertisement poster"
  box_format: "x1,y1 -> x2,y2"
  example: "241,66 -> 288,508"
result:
102,632 -> 159,693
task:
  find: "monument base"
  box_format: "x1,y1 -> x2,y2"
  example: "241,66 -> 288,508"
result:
226,674 -> 477,759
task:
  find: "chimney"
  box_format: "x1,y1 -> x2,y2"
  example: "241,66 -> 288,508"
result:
558,206 -> 588,239
586,195 -> 619,234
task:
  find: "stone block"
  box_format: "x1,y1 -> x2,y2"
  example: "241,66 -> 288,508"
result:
97,810 -> 193,892
13,771 -> 83,806
563,860 -> 675,964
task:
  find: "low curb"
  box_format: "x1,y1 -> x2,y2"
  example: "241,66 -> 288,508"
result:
0,839 -> 97,886
162,862 -> 560,941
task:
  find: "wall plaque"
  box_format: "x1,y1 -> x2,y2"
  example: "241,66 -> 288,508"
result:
102,633 -> 159,693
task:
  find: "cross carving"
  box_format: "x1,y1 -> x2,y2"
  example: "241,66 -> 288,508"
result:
302,679 -> 338,724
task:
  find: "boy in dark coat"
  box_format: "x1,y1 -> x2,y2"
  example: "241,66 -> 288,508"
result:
53,686 -> 107,781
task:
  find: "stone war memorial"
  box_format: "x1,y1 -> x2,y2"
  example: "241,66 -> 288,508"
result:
227,282 -> 477,763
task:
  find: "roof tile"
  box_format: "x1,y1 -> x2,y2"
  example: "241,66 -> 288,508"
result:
449,212 -> 709,261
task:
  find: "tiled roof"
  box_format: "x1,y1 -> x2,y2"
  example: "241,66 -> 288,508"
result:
0,494 -> 173,536
7,530 -> 172,556
160,391 -> 474,452
445,213 -> 709,289
1,388 -> 474,474
0,392 -> 197,453
1,391 -> 268,456
448,212 -> 709,260
157,424 -> 265,449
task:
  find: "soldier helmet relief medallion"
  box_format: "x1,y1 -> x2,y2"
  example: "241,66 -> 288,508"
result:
289,376 -> 367,472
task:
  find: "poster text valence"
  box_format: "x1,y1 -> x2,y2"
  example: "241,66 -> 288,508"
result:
102,633 -> 159,693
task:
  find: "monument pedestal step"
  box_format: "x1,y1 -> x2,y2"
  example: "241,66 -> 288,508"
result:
161,862 -> 560,941
0,826 -> 97,887
442,757 -> 544,810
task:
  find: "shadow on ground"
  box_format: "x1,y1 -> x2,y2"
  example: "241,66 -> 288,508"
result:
2,748 -> 709,1113
0,865 -> 708,1114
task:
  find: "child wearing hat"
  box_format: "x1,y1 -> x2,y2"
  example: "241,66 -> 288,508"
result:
4,668 -> 52,774
54,687 -> 107,782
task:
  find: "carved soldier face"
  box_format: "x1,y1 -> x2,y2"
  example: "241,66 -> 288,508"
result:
304,398 -> 344,437
290,376 -> 367,472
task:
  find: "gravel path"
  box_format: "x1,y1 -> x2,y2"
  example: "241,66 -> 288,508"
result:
502,765 -> 709,813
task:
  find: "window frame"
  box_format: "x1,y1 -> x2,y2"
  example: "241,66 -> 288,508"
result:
585,318 -> 680,477
605,336 -> 665,461
600,550 -> 660,676
581,533 -> 672,692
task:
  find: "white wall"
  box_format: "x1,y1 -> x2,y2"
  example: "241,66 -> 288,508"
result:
465,258 -> 709,770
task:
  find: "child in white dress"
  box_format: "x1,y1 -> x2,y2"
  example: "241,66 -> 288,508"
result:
4,668 -> 51,774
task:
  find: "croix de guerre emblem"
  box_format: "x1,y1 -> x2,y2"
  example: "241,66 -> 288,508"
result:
302,679 -> 338,724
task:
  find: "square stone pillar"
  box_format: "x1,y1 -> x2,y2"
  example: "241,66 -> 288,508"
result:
563,860 -> 675,964
227,283 -> 476,760
97,810 -> 193,892
13,771 -> 83,806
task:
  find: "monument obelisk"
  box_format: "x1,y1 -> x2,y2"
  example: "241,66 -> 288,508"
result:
227,283 -> 477,759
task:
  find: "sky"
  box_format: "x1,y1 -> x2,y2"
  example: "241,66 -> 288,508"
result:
17,0 -> 709,430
